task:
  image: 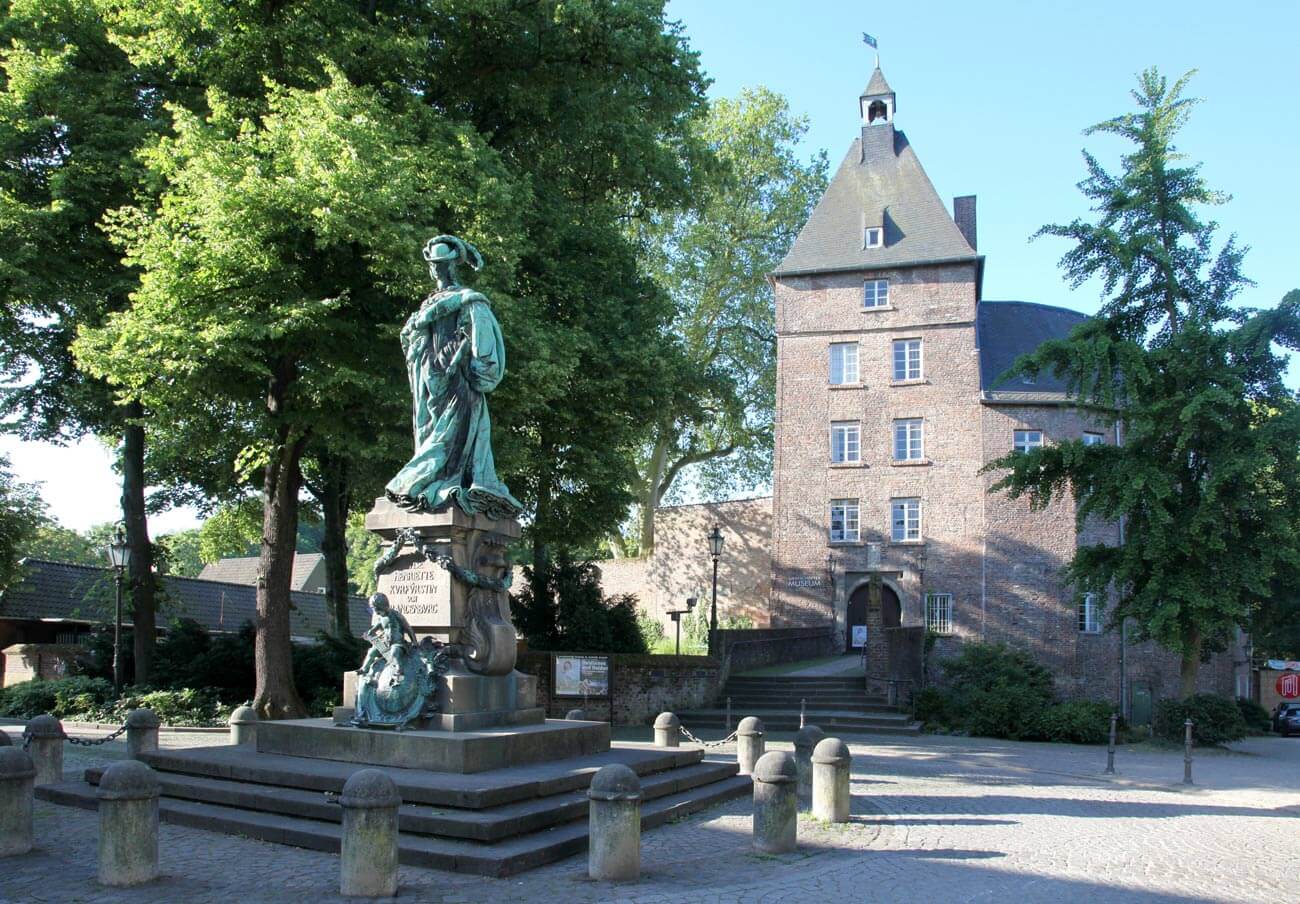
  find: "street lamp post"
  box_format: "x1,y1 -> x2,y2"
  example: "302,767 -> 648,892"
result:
106,525 -> 131,696
667,597 -> 698,656
707,525 -> 724,655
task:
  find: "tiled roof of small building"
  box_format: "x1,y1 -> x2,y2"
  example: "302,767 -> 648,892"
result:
977,300 -> 1089,396
773,129 -> 977,276
0,559 -> 368,639
198,552 -> 325,591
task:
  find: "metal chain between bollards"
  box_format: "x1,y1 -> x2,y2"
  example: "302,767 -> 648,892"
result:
678,724 -> 738,748
66,722 -> 130,747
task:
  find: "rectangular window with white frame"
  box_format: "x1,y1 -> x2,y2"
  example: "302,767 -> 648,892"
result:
830,421 -> 860,464
891,497 -> 921,542
1082,431 -> 1104,446
863,278 -> 889,308
829,499 -> 860,542
1013,430 -> 1043,453
1079,592 -> 1102,633
893,418 -> 924,461
829,342 -> 859,385
926,593 -> 953,634
864,226 -> 883,248
892,338 -> 922,381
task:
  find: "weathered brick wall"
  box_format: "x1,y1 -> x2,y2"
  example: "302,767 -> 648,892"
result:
714,627 -> 839,677
1,643 -> 82,687
595,498 -> 773,635
517,651 -> 722,726
771,264 -> 984,646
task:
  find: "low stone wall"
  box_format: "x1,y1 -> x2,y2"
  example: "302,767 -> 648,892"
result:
714,627 -> 839,678
517,651 -> 722,726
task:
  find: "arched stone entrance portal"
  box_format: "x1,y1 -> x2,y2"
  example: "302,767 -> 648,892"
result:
845,581 -> 901,655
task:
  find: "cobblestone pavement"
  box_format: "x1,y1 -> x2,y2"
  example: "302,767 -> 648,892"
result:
1,726 -> 1296,903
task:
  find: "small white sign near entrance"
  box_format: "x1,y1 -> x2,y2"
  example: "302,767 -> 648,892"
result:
851,624 -> 868,648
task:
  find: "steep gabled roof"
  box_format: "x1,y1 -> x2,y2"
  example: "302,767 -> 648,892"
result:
977,300 -> 1089,397
773,129 -> 977,276
0,559 -> 368,639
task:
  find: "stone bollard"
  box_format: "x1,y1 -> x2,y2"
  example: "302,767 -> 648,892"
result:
736,717 -> 765,776
97,760 -> 160,886
811,737 -> 851,823
25,715 -> 65,786
792,724 -> 825,805
566,709 -> 588,721
339,769 -> 400,898
0,748 -> 36,856
587,763 -> 641,881
229,705 -> 258,747
126,708 -> 161,759
653,712 -> 680,748
751,751 -> 797,854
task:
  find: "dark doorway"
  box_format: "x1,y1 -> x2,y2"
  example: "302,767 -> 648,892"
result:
845,582 -> 901,653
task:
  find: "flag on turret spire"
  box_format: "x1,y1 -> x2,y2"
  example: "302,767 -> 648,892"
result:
862,33 -> 877,49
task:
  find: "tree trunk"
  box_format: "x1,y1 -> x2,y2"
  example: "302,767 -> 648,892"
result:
637,432 -> 670,555
1178,626 -> 1202,699
253,360 -> 309,720
318,453 -> 352,637
121,401 -> 156,686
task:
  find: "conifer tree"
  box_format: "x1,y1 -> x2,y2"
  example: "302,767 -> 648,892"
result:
987,70 -> 1300,697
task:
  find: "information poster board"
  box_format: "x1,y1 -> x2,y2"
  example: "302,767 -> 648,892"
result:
851,625 -> 868,649
553,654 -> 611,698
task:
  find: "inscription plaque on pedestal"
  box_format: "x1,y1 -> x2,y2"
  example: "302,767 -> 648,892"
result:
374,552 -> 452,633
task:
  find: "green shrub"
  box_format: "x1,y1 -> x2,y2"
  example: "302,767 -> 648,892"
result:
83,687 -> 233,727
912,686 -> 950,727
1235,697 -> 1271,734
934,643 -> 1055,739
1154,694 -> 1247,746
0,676 -> 115,719
1034,700 -> 1113,744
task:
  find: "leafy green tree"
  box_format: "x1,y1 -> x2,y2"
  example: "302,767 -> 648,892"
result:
623,88 -> 827,553
77,62 -> 522,717
986,70 -> 1300,697
0,0 -> 170,681
0,454 -> 43,589
156,529 -> 204,577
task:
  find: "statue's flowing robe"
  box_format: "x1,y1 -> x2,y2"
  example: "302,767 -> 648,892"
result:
385,287 -> 522,520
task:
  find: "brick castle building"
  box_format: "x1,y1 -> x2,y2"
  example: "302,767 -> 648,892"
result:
767,67 -> 1242,709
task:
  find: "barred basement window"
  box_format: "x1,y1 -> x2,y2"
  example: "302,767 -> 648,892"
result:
830,499 -> 860,542
926,593 -> 953,634
1079,592 -> 1102,634
863,278 -> 889,308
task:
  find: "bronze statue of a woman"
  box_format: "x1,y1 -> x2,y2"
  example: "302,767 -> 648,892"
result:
385,235 -> 522,520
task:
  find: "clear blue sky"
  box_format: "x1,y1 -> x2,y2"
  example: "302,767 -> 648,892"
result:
669,0 -> 1299,323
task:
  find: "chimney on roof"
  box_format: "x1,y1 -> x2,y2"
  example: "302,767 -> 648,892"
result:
953,195 -> 977,251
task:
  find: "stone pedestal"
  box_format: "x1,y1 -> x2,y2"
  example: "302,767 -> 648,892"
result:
365,498 -> 519,676
337,663 -> 541,732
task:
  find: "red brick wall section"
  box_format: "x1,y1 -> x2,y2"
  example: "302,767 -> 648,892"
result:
517,651 -> 722,726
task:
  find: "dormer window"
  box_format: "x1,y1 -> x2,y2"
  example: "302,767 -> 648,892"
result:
864,226 -> 883,248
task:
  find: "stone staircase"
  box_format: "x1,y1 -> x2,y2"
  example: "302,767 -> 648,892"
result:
37,740 -> 749,877
678,674 -> 921,735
